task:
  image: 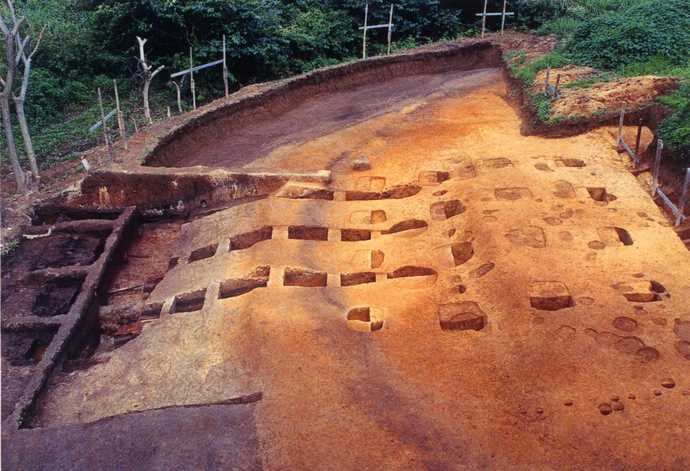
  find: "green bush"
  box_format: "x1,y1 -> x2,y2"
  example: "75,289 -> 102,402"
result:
565,0 -> 690,69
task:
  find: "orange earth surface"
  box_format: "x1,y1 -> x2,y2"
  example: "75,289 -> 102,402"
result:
33,67 -> 690,469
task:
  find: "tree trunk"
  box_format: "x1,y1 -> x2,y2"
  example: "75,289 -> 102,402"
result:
143,79 -> 152,124
13,96 -> 39,181
1,95 -> 26,192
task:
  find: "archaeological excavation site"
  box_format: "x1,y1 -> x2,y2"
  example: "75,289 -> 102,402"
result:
2,30 -> 690,470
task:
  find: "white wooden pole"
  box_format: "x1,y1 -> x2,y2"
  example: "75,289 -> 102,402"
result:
362,3 -> 368,59
189,47 -> 196,110
222,34 -> 229,99
652,138 -> 663,196
387,4 -> 394,55
173,81 -> 182,113
481,0 -> 488,38
113,79 -> 127,151
167,106 -> 171,119
500,0 -> 508,34
97,87 -> 112,161
677,168 -> 690,226
617,107 -> 625,148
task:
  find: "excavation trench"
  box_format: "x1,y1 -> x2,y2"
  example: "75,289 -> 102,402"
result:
4,37 -> 690,471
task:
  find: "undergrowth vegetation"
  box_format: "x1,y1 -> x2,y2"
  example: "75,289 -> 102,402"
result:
509,0 -> 690,161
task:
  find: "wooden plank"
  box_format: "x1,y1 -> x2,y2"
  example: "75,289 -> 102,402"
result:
170,59 -> 224,79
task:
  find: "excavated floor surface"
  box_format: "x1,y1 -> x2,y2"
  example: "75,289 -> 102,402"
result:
19,67 -> 690,469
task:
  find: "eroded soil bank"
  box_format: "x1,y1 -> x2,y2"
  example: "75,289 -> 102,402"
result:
10,66 -> 688,470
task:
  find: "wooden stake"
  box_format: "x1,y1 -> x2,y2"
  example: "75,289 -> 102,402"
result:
222,34 -> 229,99
635,121 -> 643,156
189,47 -> 196,110
113,79 -> 127,151
617,107 -> 625,148
651,138 -> 663,196
677,168 -> 690,226
387,4 -> 394,55
362,3 -> 369,59
97,88 -> 113,161
500,0 -> 508,34
132,117 -> 138,134
554,74 -> 561,98
172,81 -> 182,113
481,0 -> 488,38
167,106 -> 171,119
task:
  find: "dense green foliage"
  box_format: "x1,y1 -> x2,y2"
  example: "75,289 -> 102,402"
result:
2,0 -> 469,168
2,0 -> 688,170
511,0 -> 690,160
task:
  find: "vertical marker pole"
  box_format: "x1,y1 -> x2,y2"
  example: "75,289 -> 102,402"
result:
362,3 -> 368,59
387,3 -> 394,55
481,0 -> 488,38
189,47 -> 197,110
132,117 -> 138,134
167,106 -> 171,119
634,121 -> 643,156
554,74 -> 561,98
652,138 -> 663,196
97,88 -> 113,162
222,34 -> 229,99
617,107 -> 625,149
113,79 -> 127,151
173,81 -> 182,113
677,168 -> 690,226
501,0 -> 508,35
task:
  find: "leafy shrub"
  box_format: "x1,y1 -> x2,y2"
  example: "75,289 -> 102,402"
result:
564,0 -> 690,69
514,0 -> 569,28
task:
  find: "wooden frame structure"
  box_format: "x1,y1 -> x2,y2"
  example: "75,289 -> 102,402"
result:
476,0 -> 514,38
359,3 -> 395,59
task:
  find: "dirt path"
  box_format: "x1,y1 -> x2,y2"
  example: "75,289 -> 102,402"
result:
36,68 -> 690,469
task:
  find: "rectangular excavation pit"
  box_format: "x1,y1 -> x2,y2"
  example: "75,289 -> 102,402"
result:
32,279 -> 84,317
283,267 -> 327,287
218,267 -> 270,299
587,187 -> 617,203
2,329 -> 58,367
288,225 -> 329,241
340,272 -> 376,286
341,229 -> 372,242
172,289 -> 207,313
387,266 -> 437,279
30,233 -> 105,270
188,243 -> 218,263
229,226 -> 273,251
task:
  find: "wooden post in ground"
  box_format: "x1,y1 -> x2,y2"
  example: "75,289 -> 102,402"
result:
222,34 -> 229,99
189,47 -> 196,110
172,81 -> 182,113
113,79 -> 127,151
481,0 -> 488,38
635,121 -> 643,156
500,0 -> 508,34
362,3 -> 369,59
132,117 -> 138,134
97,88 -> 113,161
617,107 -> 625,148
677,168 -> 690,226
387,4 -> 394,55
651,138 -> 663,196
167,106 -> 171,119
554,74 -> 561,98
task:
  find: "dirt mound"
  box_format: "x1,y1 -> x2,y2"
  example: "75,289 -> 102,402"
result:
550,75 -> 678,118
532,65 -> 597,93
